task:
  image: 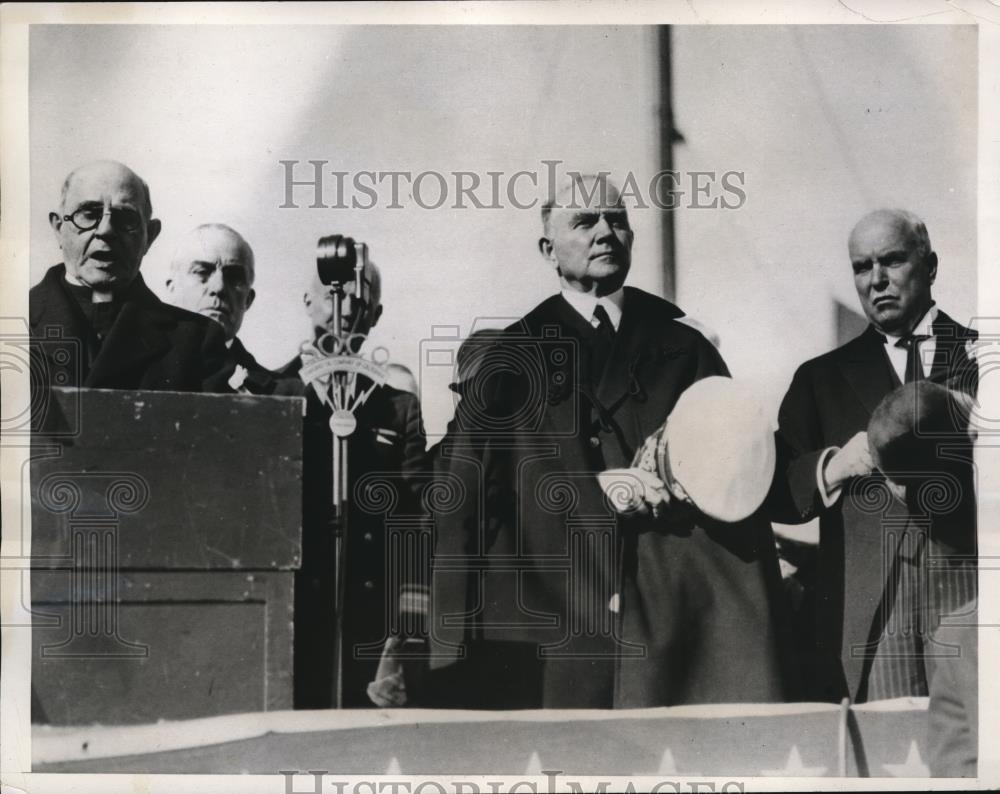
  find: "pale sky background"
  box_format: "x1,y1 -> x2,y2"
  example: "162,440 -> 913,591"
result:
29,25 -> 977,438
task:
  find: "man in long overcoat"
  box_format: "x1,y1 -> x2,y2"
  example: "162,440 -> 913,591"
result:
430,174 -> 796,708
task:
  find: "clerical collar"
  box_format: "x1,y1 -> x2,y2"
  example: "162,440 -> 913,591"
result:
61,276 -> 124,341
560,287 -> 625,331
880,303 -> 938,344
63,271 -> 115,303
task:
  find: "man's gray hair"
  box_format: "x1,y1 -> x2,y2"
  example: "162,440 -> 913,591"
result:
892,209 -> 932,260
170,223 -> 256,284
854,208 -> 933,261
540,172 -> 624,233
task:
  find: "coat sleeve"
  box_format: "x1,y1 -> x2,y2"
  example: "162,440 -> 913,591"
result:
428,346 -> 513,669
769,363 -> 830,524
398,390 -> 429,507
432,348 -> 516,555
390,391 -> 431,644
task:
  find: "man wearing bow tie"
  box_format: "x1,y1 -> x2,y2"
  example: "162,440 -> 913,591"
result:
430,174 -> 795,709
771,209 -> 978,703
30,161 -> 228,406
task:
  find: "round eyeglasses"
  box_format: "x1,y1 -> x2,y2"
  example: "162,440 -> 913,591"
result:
63,206 -> 143,233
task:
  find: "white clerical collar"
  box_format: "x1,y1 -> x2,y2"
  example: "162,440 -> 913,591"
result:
882,303 -> 938,344
560,287 -> 625,331
63,271 -> 114,303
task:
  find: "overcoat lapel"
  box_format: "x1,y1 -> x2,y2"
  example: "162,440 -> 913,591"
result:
538,294 -> 592,342
30,269 -> 89,371
837,327 -> 897,416
30,268 -> 86,337
929,311 -> 977,392
594,289 -> 686,458
229,337 -> 278,394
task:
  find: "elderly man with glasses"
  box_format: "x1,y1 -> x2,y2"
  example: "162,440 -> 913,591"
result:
30,160 -> 229,398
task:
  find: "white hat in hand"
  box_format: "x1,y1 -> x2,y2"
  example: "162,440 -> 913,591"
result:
663,376 -> 775,522
598,376 -> 775,523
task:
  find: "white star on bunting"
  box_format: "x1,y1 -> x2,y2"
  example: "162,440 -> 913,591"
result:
882,740 -> 930,777
761,745 -> 828,776
644,747 -> 703,776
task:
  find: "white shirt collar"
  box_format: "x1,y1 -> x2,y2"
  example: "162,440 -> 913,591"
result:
882,303 -> 938,344
560,287 -> 625,331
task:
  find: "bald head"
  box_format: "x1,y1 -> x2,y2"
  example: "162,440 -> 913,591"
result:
848,208 -> 937,336
49,160 -> 161,296
166,224 -> 256,340
60,160 -> 154,218
304,259 -> 383,340
849,209 -> 932,262
539,174 -> 633,296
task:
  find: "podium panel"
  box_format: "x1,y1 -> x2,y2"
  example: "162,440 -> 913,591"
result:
30,388 -> 303,725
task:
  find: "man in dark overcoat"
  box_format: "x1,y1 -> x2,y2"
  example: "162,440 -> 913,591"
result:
770,209 -> 977,703
430,174 -> 796,709
30,161 -> 228,403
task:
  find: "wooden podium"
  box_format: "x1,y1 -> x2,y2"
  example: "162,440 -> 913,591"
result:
30,388 -> 304,725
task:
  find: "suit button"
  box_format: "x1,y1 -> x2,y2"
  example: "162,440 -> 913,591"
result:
363,532 -> 373,542
589,436 -> 601,448
364,580 -> 375,590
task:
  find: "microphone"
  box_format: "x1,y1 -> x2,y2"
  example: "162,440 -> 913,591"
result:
316,234 -> 368,299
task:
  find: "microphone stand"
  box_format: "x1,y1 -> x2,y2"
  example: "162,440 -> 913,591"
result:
298,240 -> 387,709
329,279 -> 349,711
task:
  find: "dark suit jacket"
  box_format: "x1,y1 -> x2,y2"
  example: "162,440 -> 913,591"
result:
771,311 -> 977,702
432,287 -> 796,709
204,335 -> 282,395
30,264 -> 229,397
277,354 -> 427,708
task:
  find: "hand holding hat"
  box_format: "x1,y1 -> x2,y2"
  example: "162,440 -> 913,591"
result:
822,431 -> 875,493
596,467 -> 670,515
598,376 -> 776,523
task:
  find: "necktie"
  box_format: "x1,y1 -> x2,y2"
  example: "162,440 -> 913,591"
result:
590,304 -> 615,383
896,334 -> 930,383
593,304 -> 616,337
